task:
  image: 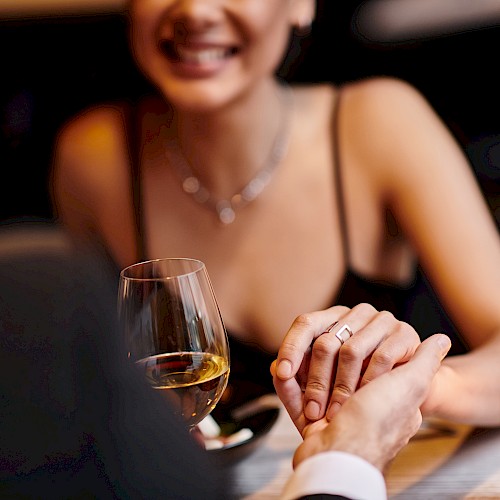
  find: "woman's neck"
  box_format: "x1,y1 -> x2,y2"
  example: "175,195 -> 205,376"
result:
170,79 -> 291,197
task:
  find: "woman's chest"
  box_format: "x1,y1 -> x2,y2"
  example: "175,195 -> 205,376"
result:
146,208 -> 346,352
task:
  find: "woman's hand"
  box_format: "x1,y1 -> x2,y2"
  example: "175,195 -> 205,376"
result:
282,334 -> 451,471
272,303 -> 421,434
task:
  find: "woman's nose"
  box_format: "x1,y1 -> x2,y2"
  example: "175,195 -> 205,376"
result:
169,0 -> 224,32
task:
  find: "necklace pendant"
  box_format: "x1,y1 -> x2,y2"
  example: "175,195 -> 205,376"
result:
168,83 -> 293,226
217,202 -> 236,225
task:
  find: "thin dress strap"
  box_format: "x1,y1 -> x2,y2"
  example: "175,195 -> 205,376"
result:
332,87 -> 350,269
125,101 -> 147,262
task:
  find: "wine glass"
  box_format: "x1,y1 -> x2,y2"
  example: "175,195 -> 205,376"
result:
118,257 -> 230,429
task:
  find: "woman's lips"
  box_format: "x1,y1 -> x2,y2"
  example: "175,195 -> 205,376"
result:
176,44 -> 236,64
159,40 -> 237,69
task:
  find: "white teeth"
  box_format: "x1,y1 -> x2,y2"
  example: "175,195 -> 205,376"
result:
176,45 -> 229,64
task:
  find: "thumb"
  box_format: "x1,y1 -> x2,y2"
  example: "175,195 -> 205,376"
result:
410,333 -> 450,368
394,333 -> 451,397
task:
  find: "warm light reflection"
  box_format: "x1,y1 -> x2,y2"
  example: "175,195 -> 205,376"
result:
0,0 -> 126,19
355,0 -> 500,42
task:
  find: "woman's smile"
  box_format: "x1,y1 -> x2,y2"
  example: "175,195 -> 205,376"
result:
159,39 -> 240,77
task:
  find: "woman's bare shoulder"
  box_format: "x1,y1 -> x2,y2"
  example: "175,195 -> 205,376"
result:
55,103 -> 129,161
339,77 -> 443,177
51,102 -> 134,225
291,78 -> 422,110
51,102 -> 140,263
340,76 -> 437,138
341,76 -> 424,103
53,102 -> 134,191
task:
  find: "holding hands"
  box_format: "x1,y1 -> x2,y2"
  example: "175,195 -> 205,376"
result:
272,304 -> 451,471
271,304 -> 451,471
276,333 -> 450,472
273,303 -> 422,433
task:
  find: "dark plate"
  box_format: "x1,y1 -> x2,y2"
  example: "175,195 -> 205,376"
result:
205,394 -> 281,465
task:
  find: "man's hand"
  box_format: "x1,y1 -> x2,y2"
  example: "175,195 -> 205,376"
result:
272,304 -> 422,431
273,333 -> 451,471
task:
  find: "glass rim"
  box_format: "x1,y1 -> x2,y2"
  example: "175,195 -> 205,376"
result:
119,257 -> 206,281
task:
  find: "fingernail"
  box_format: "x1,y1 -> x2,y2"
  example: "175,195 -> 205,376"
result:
305,400 -> 320,420
437,335 -> 451,354
277,360 -> 292,379
327,402 -> 341,419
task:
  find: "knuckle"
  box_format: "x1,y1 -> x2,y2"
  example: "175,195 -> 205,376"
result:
293,313 -> 315,330
332,382 -> 353,401
352,302 -> 377,315
335,305 -> 351,315
339,342 -> 362,362
306,378 -> 330,394
377,309 -> 396,324
311,336 -> 334,357
371,348 -> 395,367
279,340 -> 301,359
398,321 -> 419,340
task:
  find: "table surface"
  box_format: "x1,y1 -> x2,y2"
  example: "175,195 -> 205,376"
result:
229,398 -> 500,499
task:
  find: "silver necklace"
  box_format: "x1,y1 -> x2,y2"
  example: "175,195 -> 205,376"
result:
166,85 -> 293,225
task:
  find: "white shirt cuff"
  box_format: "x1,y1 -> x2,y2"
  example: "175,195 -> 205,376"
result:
280,451 -> 387,500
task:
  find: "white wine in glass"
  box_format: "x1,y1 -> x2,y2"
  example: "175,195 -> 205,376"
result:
118,258 -> 230,429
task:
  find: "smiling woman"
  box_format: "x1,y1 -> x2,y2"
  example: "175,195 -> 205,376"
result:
50,0 -> 500,440
128,0 -> 300,111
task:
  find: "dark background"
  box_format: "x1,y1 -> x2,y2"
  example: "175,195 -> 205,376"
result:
2,1 -> 500,222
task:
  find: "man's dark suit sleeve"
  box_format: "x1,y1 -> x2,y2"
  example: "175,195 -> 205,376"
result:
0,222 -> 228,499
